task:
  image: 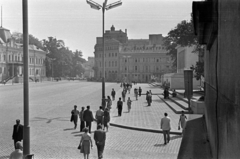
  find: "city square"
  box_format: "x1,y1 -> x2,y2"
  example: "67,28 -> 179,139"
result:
0,81 -> 182,159
1,0 -> 240,158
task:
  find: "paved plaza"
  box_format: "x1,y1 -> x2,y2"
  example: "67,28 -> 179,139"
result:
0,81 -> 183,159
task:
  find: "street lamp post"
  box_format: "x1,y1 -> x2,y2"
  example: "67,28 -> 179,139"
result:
86,0 -> 122,100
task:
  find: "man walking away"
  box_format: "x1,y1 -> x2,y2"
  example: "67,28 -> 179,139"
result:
71,105 -> 80,129
111,89 -> 116,101
95,106 -> 104,127
83,106 -> 94,133
139,87 -> 142,96
94,124 -> 106,159
12,119 -> 23,149
117,98 -> 123,116
161,113 -> 171,144
79,107 -> 85,132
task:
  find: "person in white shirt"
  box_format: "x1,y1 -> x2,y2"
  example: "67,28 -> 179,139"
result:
160,113 -> 171,144
9,141 -> 23,159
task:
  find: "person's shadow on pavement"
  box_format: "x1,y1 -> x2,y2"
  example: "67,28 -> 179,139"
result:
154,143 -> 166,147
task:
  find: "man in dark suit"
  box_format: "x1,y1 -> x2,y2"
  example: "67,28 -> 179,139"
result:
117,98 -> 123,116
94,124 -> 106,159
83,105 -> 94,133
12,119 -> 23,149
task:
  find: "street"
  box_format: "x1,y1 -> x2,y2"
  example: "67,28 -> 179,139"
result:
0,81 -> 182,159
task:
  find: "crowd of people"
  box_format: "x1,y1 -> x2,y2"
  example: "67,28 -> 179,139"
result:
8,82 -> 186,159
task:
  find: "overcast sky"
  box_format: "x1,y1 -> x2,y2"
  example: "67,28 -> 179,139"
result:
1,0 -> 195,60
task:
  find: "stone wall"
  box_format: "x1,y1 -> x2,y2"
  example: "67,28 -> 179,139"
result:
204,0 -> 240,158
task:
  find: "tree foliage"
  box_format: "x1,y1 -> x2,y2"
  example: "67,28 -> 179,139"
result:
164,18 -> 204,80
11,32 -> 86,77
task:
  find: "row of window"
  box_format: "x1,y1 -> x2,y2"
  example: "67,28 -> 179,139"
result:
0,66 -> 45,76
95,46 -> 119,51
0,54 -> 44,65
122,66 -> 168,72
98,61 -> 118,67
95,52 -> 118,58
123,57 -> 169,63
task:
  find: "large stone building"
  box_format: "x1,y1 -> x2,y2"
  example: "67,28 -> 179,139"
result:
0,27 -> 47,83
94,25 -> 172,83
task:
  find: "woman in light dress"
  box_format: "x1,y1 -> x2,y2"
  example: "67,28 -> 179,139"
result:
179,111 -> 187,135
127,97 -> 132,112
79,127 -> 93,159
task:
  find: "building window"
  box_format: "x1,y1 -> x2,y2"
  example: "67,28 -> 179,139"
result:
112,61 -> 114,67
125,59 -> 127,63
109,53 -> 111,57
112,53 -> 114,57
135,59 -> 137,62
156,59 -> 159,62
109,61 -> 111,67
115,53 -> 117,57
115,61 -> 117,67
135,66 -> 137,71
100,62 -> 101,67
125,67 -> 127,71
4,55 -> 6,61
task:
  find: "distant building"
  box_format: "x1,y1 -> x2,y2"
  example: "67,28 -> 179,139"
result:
0,27 -> 47,83
94,25 -> 172,83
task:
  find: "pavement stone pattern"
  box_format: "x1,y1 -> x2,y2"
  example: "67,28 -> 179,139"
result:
0,81 -> 182,159
110,84 -> 182,132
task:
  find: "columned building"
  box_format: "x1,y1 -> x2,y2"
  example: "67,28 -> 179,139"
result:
94,25 -> 172,83
0,27 -> 47,83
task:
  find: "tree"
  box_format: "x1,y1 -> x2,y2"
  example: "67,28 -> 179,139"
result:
164,18 -> 204,80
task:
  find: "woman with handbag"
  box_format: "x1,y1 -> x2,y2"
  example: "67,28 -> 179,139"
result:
79,127 -> 93,159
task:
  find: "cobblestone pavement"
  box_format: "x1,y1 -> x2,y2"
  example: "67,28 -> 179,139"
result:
110,84 -> 182,132
0,81 -> 182,159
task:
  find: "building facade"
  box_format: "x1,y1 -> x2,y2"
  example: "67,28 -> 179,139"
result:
193,1 -> 240,158
0,27 -> 47,83
94,25 -> 172,83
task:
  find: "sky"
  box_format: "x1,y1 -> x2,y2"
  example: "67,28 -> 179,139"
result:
1,0 -> 195,60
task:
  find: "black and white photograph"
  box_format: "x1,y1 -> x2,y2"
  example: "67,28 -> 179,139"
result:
0,0 -> 239,158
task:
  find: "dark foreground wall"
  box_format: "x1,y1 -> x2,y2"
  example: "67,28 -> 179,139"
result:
204,0 -> 240,158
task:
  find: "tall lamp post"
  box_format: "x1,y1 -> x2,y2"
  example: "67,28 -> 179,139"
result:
86,0 -> 122,100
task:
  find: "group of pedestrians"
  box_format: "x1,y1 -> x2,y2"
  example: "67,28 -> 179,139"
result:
70,105 -> 109,159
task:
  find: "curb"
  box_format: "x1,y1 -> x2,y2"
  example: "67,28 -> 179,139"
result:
109,122 -> 182,135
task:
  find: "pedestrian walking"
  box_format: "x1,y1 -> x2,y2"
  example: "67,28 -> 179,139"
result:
94,124 -> 106,159
106,96 -> 112,110
79,107 -> 85,132
122,90 -> 126,102
164,88 -> 169,99
83,106 -> 94,133
134,88 -> 138,100
117,98 -> 123,116
127,97 -> 132,113
79,127 -> 93,159
111,89 -> 116,101
12,119 -> 23,149
160,113 -> 171,144
103,108 -> 110,132
146,91 -> 149,101
9,141 -> 23,159
179,111 -> 187,135
71,105 -> 80,129
95,106 -> 104,127
147,91 -> 152,106
139,87 -> 142,96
